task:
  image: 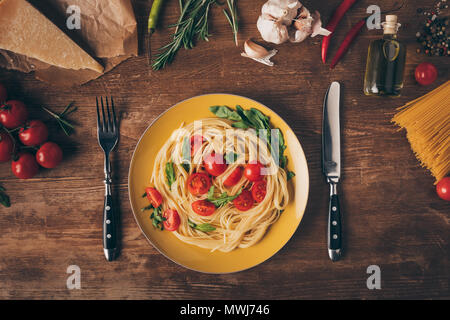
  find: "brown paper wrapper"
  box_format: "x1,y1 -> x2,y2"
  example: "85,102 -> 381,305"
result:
0,0 -> 138,86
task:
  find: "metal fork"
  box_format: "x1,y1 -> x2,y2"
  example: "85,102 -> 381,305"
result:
96,97 -> 119,261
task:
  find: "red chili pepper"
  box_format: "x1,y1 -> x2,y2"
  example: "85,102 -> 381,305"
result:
322,0 -> 359,63
329,19 -> 366,69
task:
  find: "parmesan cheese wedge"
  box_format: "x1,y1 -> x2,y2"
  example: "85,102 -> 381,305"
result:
0,0 -> 104,74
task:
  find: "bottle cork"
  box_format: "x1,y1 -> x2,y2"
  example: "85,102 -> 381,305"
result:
383,15 -> 401,34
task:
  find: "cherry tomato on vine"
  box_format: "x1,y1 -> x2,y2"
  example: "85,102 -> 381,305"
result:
187,172 -> 211,196
436,177 -> 450,201
223,167 -> 242,187
35,142 -> 63,169
0,100 -> 28,129
192,199 -> 216,216
11,152 -> 39,179
244,162 -> 265,182
251,180 -> 267,203
0,130 -> 14,162
415,62 -> 438,86
204,153 -> 227,176
233,190 -> 254,211
145,187 -> 163,207
18,120 -> 49,146
0,83 -> 7,103
163,209 -> 180,231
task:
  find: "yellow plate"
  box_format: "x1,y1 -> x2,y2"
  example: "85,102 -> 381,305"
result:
128,94 -> 309,273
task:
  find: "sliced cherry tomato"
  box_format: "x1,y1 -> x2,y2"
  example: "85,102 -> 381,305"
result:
187,172 -> 211,196
18,120 -> 49,146
0,100 -> 28,129
251,180 -> 267,203
0,130 -> 14,162
244,162 -> 264,182
146,187 -> 163,207
35,142 -> 63,169
204,153 -> 227,176
190,135 -> 205,156
0,83 -> 7,103
233,190 -> 254,211
192,199 -> 216,216
163,209 -> 181,231
436,177 -> 450,201
12,152 -> 39,179
415,62 -> 438,86
223,167 -> 243,187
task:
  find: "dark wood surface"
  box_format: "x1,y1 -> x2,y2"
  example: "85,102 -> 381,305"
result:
0,0 -> 448,300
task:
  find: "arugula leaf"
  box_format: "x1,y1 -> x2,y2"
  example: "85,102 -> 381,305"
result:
141,204 -> 154,212
188,219 -> 216,232
210,106 -> 242,121
181,163 -> 190,172
207,186 -> 242,207
165,162 -> 176,188
150,206 -> 166,230
287,171 -> 296,181
231,121 -> 249,129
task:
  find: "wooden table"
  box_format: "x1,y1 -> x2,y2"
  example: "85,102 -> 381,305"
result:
0,0 -> 448,300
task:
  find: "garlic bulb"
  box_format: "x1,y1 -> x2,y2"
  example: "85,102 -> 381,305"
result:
257,0 -> 330,44
241,39 -> 278,66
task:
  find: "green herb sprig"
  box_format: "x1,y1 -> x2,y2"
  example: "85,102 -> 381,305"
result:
207,185 -> 241,207
0,185 -> 10,208
152,0 -> 217,70
41,102 -> 77,136
188,219 -> 216,232
223,0 -> 239,46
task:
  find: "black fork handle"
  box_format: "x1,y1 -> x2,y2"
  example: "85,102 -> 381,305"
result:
103,190 -> 118,261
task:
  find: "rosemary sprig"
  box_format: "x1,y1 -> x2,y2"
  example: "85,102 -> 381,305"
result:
152,0 -> 217,70
223,0 -> 239,46
41,102 -> 77,136
0,185 -> 10,208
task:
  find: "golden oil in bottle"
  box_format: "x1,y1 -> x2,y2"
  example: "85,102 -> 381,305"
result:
364,15 -> 407,96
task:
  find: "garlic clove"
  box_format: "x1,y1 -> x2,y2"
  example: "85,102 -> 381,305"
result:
241,39 -> 278,66
311,11 -> 331,37
243,39 -> 270,59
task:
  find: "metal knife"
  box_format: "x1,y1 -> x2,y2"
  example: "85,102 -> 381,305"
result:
322,81 -> 343,262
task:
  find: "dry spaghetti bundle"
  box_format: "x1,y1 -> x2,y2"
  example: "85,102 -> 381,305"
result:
392,81 -> 450,183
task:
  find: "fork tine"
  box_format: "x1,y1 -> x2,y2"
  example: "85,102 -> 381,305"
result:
101,97 -> 107,132
111,97 -> 117,131
106,97 -> 112,132
96,97 -> 101,130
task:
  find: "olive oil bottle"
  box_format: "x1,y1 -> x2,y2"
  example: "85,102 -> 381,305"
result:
364,15 -> 406,96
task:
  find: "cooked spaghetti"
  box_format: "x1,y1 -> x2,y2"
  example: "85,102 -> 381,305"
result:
149,118 -> 290,252
392,80 -> 450,183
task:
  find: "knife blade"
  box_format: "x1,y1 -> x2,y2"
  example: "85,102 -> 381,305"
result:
322,81 -> 343,262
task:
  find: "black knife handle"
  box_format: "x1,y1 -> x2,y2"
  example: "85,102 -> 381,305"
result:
328,187 -> 342,261
103,194 -> 117,261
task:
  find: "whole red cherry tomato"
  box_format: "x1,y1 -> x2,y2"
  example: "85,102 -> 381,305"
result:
233,190 -> 254,211
18,120 -> 49,146
244,162 -> 265,182
192,199 -> 216,216
187,172 -> 211,196
0,130 -> 14,162
204,153 -> 227,176
251,180 -> 267,203
0,83 -> 7,103
145,187 -> 163,208
415,62 -> 438,86
11,152 -> 39,179
436,177 -> 450,201
0,100 -> 28,129
36,142 -> 63,169
163,209 -> 181,231
223,167 -> 243,187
